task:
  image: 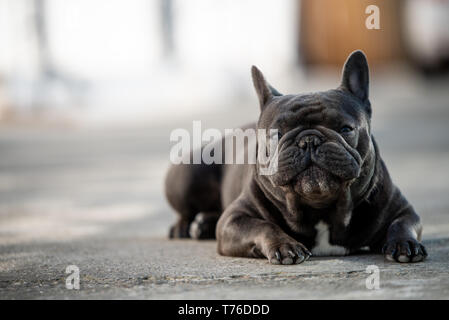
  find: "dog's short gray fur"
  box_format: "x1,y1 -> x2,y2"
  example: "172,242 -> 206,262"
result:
165,50 -> 427,264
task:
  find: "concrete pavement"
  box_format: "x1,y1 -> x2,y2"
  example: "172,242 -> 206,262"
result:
1,73 -> 449,299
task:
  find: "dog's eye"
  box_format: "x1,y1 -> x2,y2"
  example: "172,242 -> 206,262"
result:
271,130 -> 282,140
340,126 -> 353,134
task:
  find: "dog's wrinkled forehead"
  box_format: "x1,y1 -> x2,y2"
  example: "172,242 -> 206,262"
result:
252,50 -> 372,132
259,89 -> 367,131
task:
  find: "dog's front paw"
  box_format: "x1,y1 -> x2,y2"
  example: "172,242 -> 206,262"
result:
382,239 -> 427,263
266,240 -> 312,265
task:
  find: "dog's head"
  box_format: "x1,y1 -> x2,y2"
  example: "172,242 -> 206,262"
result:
253,51 -> 375,208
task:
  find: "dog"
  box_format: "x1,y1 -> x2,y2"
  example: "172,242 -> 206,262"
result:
165,50 -> 427,264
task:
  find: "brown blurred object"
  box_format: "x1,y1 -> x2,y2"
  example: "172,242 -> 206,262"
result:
299,0 -> 404,67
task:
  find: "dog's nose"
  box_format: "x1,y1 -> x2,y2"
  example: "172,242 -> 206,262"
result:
299,135 -> 322,150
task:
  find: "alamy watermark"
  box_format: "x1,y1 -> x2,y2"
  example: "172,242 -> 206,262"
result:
65,265 -> 80,290
365,265 -> 380,290
169,121 -> 280,175
365,5 -> 380,30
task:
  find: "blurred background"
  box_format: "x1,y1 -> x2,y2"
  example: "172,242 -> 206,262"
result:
0,0 -> 449,247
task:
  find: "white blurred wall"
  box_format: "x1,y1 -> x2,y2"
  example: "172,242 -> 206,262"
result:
0,0 -> 298,123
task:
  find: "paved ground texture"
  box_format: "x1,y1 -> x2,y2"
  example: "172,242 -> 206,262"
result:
1,72 -> 449,299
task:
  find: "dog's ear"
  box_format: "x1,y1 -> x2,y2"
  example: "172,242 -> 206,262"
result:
340,50 -> 369,103
251,66 -> 282,110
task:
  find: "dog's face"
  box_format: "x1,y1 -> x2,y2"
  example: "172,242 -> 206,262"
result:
253,51 -> 374,208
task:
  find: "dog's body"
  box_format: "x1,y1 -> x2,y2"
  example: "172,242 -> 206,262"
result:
165,51 -> 427,264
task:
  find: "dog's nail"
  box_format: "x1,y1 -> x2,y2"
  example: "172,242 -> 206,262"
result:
275,251 -> 281,261
422,246 -> 428,257
296,256 -> 305,264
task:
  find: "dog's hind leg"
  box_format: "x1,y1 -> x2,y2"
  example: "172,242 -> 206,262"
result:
168,210 -> 196,239
165,163 -> 222,239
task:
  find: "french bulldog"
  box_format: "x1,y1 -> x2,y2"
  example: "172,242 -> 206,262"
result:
165,50 -> 427,264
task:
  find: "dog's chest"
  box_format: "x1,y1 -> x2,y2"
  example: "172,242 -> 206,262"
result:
311,221 -> 349,256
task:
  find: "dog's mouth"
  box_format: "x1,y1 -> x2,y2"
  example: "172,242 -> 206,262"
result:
292,164 -> 342,202
270,128 -> 362,205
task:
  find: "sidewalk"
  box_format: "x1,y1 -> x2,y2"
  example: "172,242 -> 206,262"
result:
1,74 -> 449,299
